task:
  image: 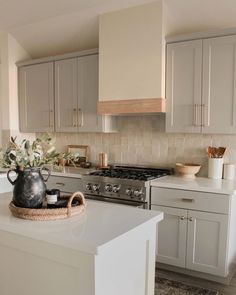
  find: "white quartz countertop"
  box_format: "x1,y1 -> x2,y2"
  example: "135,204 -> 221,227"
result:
0,166 -> 95,179
151,175 -> 236,195
0,193 -> 163,255
47,166 -> 95,178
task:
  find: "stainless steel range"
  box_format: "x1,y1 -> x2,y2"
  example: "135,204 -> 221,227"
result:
82,165 -> 173,209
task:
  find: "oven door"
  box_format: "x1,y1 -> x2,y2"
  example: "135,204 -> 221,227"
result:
84,194 -> 147,209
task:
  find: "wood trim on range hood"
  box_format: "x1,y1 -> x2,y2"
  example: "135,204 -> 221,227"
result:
97,98 -> 166,115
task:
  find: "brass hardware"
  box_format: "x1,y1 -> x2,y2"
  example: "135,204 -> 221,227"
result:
55,182 -> 65,186
189,217 -> 193,222
49,110 -> 54,128
181,198 -> 194,203
73,108 -> 77,127
78,108 -> 84,127
194,104 -> 198,126
180,216 -> 185,220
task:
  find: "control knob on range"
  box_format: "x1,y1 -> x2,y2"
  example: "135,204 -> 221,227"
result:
112,184 -> 120,193
92,184 -> 100,192
105,184 -> 112,192
125,188 -> 133,196
86,183 -> 92,191
133,189 -> 142,198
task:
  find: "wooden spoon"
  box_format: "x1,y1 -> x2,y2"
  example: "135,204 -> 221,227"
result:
218,147 -> 226,158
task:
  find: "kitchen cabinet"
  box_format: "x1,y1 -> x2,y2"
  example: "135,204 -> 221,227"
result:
18,62 -> 54,132
18,50 -> 117,133
151,186 -> 233,277
152,205 -> 187,268
0,176 -> 12,193
166,35 -> 236,133
55,54 -> 116,132
46,175 -> 83,193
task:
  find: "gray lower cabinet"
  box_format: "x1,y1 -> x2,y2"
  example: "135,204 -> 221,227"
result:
46,176 -> 83,193
18,62 -> 54,132
151,186 -> 233,278
0,176 -> 13,193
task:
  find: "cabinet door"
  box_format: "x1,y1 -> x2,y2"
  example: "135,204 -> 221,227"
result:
46,176 -> 82,193
77,54 -> 102,132
152,205 -> 187,268
19,62 -> 54,132
202,35 -> 236,133
55,58 -> 78,132
186,210 -> 228,276
166,40 -> 202,133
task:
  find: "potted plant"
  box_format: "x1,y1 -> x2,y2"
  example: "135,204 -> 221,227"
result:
0,134 -> 71,208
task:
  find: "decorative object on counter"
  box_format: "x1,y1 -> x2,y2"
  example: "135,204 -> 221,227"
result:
9,191 -> 86,221
223,163 -> 235,180
7,167 -> 50,208
66,145 -> 89,167
175,163 -> 201,179
98,152 -> 108,168
46,189 -> 59,205
80,161 -> 92,168
207,146 -> 226,158
47,196 -> 80,209
207,146 -> 226,179
1,134 -> 73,208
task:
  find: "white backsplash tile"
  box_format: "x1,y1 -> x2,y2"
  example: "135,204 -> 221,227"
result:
37,115 -> 236,177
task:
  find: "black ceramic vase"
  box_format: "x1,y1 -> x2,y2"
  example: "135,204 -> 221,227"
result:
7,167 -> 51,208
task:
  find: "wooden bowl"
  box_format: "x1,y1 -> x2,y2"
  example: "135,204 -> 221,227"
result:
175,163 -> 201,179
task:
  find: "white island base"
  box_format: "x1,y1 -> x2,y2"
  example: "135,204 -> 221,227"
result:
0,194 -> 163,295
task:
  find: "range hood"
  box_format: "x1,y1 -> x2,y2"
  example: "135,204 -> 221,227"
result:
97,98 -> 166,115
99,2 -> 166,115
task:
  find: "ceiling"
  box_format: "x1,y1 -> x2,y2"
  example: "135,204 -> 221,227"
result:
2,0 -> 236,58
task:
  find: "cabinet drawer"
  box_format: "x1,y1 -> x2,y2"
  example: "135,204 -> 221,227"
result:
151,187 -> 229,214
46,176 -> 83,193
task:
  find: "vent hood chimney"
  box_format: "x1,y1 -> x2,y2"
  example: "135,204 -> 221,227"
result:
98,1 -> 166,115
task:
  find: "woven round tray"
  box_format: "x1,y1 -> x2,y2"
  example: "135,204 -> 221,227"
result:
9,191 -> 86,221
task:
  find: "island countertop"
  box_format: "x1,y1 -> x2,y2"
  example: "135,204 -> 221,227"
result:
0,193 -> 163,255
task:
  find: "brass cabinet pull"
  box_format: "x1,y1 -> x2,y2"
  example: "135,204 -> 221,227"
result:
78,108 -> 84,127
49,110 -> 54,128
180,216 -> 185,220
73,108 -> 77,127
181,198 -> 194,203
55,182 -> 65,186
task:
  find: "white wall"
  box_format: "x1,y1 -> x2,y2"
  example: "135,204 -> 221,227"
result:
0,32 -> 35,147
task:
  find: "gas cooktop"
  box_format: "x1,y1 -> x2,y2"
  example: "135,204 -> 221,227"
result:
89,166 -> 172,181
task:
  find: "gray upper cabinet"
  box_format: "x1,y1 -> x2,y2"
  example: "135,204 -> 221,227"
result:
18,50 -> 117,133
166,35 -> 236,134
202,35 -> 236,134
54,54 -> 117,133
166,40 -> 202,133
55,58 -> 78,132
19,62 -> 54,132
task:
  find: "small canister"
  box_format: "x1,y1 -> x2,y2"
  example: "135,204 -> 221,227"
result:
223,164 -> 235,180
46,189 -> 60,204
99,153 -> 108,167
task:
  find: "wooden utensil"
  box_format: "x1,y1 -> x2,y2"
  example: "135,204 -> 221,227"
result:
218,147 -> 226,158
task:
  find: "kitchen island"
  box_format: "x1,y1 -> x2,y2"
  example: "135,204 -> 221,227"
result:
0,193 -> 163,295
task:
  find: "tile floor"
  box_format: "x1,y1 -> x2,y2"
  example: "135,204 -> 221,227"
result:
156,269 -> 236,295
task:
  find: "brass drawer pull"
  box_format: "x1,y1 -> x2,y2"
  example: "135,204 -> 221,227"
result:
180,216 -> 185,220
181,198 -> 194,203
55,182 -> 65,186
